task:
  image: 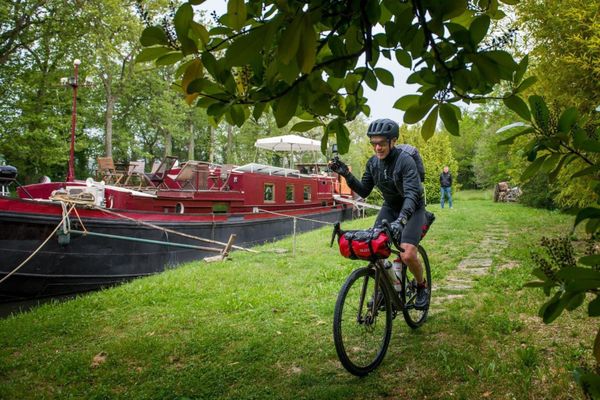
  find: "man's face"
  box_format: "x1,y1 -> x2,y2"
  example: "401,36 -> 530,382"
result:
370,136 -> 396,160
443,166 -> 449,173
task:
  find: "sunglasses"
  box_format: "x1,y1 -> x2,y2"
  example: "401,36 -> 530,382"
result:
370,140 -> 389,148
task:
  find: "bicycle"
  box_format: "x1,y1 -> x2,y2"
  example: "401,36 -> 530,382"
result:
331,220 -> 432,376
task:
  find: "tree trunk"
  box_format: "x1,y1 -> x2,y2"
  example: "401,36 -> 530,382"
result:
209,126 -> 215,163
188,122 -> 195,160
226,124 -> 233,164
165,131 -> 172,157
105,94 -> 115,157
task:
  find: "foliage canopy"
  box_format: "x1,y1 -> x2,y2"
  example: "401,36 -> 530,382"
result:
139,0 -> 523,154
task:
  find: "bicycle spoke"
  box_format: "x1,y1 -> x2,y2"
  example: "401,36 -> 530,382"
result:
333,267 -> 392,376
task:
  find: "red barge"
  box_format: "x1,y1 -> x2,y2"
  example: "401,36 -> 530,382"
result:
0,138 -> 353,301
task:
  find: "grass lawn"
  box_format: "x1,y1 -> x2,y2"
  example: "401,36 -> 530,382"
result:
0,191 -> 596,399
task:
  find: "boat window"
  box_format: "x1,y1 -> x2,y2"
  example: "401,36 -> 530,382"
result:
303,185 -> 311,201
286,184 -> 294,202
264,183 -> 275,202
213,203 -> 228,213
175,202 -> 184,214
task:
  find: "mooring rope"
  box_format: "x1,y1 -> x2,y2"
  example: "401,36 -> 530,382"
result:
94,207 -> 258,253
0,204 -> 75,286
254,208 -> 336,225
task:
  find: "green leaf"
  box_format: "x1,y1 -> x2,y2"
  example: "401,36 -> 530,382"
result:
573,367 -> 600,398
252,102 -> 267,121
566,292 -> 586,311
496,122 -> 529,134
439,103 -> 459,135
516,76 -> 537,93
395,49 -> 412,68
558,107 -> 578,133
335,121 -> 351,154
503,95 -> 531,121
297,15 -> 317,74
229,104 -> 246,127
277,16 -> 302,65
393,95 -> 419,111
374,68 -> 394,86
497,127 -> 534,145
404,101 -> 434,124
589,296 -> 600,317
190,22 -> 210,46
580,254 -> 600,266
523,281 -> 546,288
140,26 -> 169,46
421,106 -> 439,140
469,15 -> 490,46
224,27 -> 264,67
528,95 -> 550,130
291,121 -> 321,132
155,52 -> 184,66
136,46 -> 172,63
542,291 -> 566,323
556,266 -> 600,281
274,86 -> 299,127
575,207 -> 600,228
365,0 -> 381,25
514,55 -> 528,84
174,3 -> 194,42
572,165 -> 600,179
540,153 -> 561,174
202,51 -> 224,82
521,155 -> 547,181
364,69 -> 378,91
227,0 -> 247,31
548,154 -> 569,183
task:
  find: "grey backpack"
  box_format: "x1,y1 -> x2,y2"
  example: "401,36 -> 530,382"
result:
397,144 -> 425,182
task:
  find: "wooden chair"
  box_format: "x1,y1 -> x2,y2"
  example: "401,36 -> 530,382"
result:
97,157 -> 124,185
123,160 -> 150,189
145,156 -> 178,188
174,161 -> 209,190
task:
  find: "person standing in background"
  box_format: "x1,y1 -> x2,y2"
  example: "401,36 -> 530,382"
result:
440,166 -> 453,209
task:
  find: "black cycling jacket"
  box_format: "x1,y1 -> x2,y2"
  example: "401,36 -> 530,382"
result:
345,146 -> 423,220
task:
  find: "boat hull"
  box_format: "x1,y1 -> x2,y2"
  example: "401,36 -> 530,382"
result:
0,204 -> 351,301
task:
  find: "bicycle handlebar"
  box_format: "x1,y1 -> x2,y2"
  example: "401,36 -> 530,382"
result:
380,219 -> 403,253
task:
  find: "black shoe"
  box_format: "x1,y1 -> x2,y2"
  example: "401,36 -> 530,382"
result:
414,285 -> 429,310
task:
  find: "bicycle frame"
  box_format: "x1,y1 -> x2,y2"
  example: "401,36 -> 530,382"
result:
366,251 -> 404,317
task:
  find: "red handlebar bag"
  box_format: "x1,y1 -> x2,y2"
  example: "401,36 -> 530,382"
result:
338,228 -> 391,260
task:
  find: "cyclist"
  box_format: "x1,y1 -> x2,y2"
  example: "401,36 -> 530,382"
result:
329,118 -> 429,309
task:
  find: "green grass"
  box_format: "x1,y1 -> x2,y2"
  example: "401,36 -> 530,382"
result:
0,191 -> 594,399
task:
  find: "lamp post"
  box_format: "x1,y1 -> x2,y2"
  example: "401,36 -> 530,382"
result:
66,59 -> 81,182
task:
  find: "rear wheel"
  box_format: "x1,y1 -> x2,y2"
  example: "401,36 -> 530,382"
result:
333,267 -> 393,376
401,245 -> 431,329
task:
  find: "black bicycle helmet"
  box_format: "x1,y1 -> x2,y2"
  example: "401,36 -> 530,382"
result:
366,118 -> 399,139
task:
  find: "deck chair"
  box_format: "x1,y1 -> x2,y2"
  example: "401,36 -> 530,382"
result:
145,156 -> 178,188
97,157 -> 124,185
218,164 -> 234,191
174,161 -> 209,190
123,160 -> 149,189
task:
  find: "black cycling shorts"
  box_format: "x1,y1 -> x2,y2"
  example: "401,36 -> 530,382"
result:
374,204 -> 425,246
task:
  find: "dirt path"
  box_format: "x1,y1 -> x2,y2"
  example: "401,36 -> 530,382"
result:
430,223 -> 510,313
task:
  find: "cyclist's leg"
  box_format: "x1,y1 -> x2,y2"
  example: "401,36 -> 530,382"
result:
399,207 -> 426,283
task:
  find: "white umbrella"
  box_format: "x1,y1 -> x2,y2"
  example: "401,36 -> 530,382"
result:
254,134 -> 321,152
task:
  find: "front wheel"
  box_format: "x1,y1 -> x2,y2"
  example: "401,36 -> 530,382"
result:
401,245 -> 432,329
333,267 -> 393,376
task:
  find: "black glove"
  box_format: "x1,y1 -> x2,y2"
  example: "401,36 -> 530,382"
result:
328,157 -> 350,177
390,217 -> 406,243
